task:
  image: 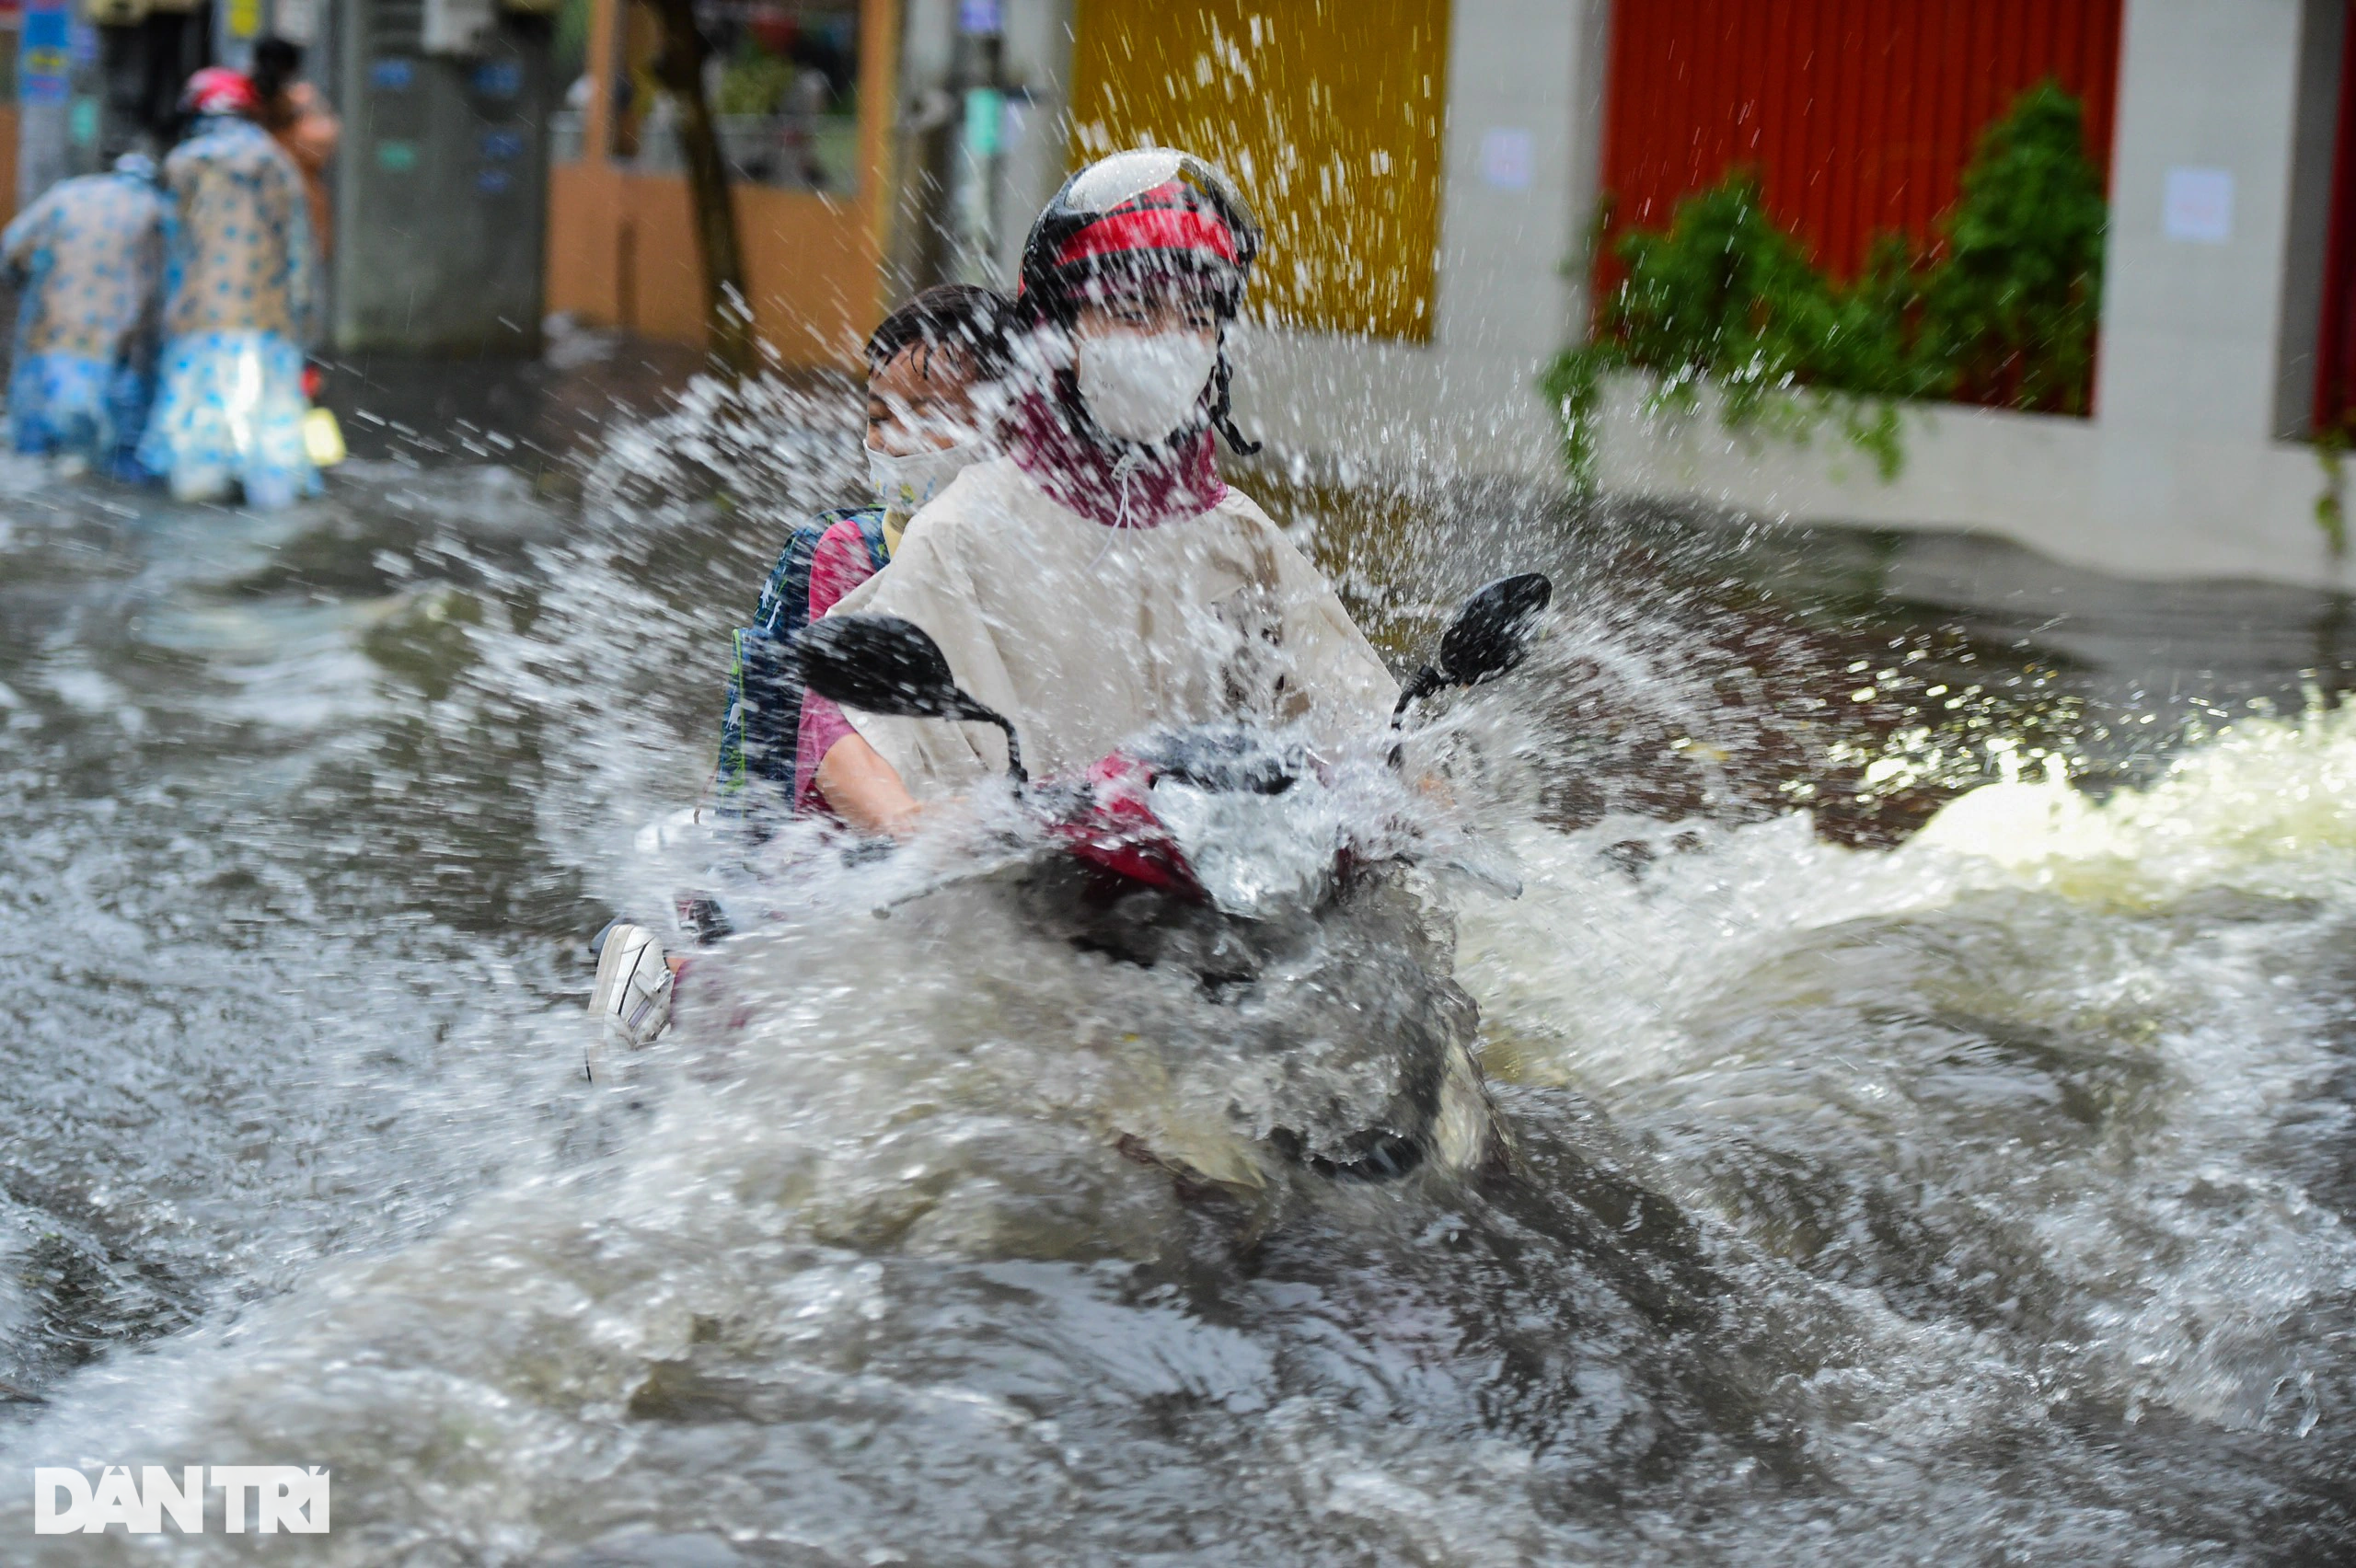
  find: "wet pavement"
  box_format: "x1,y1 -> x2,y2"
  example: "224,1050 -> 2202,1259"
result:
0,353 -> 2351,1563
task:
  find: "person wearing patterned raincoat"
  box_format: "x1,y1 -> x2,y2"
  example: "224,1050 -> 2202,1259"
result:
0,152 -> 168,476
137,66 -> 319,509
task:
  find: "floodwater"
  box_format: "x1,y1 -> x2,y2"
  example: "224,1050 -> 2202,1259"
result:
4,361 -> 2355,1565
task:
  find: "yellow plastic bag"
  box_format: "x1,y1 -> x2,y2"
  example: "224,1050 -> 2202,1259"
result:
303,407 -> 347,468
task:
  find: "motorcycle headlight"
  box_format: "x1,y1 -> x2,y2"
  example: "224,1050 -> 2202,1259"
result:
1148,777 -> 1342,918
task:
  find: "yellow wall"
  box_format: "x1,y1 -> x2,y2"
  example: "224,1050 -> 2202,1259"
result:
1068,0 -> 1451,342
545,0 -> 899,366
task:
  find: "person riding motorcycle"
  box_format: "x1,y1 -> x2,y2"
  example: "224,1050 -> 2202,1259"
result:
593,152 -> 1400,1064
806,148 -> 1396,835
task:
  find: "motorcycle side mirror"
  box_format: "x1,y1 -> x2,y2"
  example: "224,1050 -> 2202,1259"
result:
1438,572 -> 1553,685
1393,572 -> 1553,723
794,614 -> 1026,782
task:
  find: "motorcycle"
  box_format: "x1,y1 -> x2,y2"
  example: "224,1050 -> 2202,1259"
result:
770,572 -> 1555,1183
592,574 -> 1549,1183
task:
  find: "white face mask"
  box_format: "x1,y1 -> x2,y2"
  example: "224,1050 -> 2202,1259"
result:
867,437 -> 982,515
1075,329 -> 1219,444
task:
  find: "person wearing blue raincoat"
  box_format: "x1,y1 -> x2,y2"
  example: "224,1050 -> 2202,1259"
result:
0,152 -> 168,476
137,67 -> 319,509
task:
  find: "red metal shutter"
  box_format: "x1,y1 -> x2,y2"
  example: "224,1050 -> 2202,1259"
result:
1597,0 -> 2123,282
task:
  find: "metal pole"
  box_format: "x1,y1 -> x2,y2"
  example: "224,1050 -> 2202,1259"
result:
952,0 -> 1002,284
17,3 -> 75,208
214,0 -> 263,73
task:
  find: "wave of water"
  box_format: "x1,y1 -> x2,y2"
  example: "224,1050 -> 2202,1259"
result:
1,381 -> 2351,1563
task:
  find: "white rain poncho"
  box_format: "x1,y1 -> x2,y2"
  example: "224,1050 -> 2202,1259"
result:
826,455 -> 1398,795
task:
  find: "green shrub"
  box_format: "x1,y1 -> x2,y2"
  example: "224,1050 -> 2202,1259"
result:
1920,82 -> 2108,415
1545,80 -> 2108,490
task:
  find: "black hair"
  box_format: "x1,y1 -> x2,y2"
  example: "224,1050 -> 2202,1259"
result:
864,283 -> 1009,383
251,38 -> 303,103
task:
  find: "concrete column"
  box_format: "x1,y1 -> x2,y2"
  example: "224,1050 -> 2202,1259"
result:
2079,0 -> 2348,580
2096,0 -> 2337,444
884,0 -> 1071,301
1235,0 -> 1610,480
1422,0 -> 1608,467
990,0 -> 1074,284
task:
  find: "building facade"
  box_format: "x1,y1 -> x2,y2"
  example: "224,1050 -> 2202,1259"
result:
543,0 -> 2352,586
6,1 -> 2351,585
1588,0 -> 2352,588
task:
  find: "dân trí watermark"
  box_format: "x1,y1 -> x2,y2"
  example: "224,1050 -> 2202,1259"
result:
32,1466 -> 329,1534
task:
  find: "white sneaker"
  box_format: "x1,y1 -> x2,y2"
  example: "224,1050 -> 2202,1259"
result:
586,922 -> 673,1079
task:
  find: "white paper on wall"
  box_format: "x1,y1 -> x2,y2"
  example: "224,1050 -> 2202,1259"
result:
1479,129 -> 1533,192
2163,167 -> 2234,244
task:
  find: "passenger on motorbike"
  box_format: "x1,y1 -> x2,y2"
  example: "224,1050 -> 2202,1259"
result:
589,287 -> 1009,1060
807,148 -> 1396,836
714,282 -> 1009,817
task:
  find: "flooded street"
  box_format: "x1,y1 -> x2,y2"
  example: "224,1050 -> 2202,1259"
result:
4,365 -> 2355,1564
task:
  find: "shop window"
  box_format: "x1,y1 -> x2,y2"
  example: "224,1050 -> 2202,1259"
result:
606,0 -> 859,193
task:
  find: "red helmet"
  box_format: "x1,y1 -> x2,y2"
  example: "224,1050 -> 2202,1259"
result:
1019,149 -> 1262,325
180,67 -> 260,118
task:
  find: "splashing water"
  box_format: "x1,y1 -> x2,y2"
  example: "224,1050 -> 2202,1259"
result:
2,371 -> 2353,1564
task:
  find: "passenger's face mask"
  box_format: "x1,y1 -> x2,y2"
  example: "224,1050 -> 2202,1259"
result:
1075,329 -> 1219,445
866,438 -> 980,515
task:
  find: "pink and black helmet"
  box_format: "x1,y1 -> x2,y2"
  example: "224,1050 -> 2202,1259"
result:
1019,148 -> 1262,325
1018,149 -> 1264,454
180,66 -> 260,118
